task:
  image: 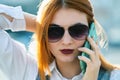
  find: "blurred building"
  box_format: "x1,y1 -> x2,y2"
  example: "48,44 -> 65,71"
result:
91,0 -> 120,64
91,0 -> 120,47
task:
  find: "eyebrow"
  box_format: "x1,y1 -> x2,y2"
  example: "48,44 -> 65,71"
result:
50,22 -> 88,27
70,23 -> 88,27
49,24 -> 61,27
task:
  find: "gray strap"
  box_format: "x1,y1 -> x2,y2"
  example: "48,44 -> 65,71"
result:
98,67 -> 111,80
36,74 -> 50,80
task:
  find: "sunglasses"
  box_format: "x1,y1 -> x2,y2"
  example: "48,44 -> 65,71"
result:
48,23 -> 89,43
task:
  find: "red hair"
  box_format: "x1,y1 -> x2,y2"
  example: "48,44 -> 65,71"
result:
36,0 -> 116,80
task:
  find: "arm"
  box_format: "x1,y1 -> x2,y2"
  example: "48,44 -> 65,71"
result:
0,4 -> 38,79
0,30 -> 38,80
24,12 -> 36,32
0,4 -> 36,32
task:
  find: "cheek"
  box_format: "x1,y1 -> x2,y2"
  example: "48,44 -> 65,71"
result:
74,40 -> 86,55
75,40 -> 86,48
48,43 -> 57,55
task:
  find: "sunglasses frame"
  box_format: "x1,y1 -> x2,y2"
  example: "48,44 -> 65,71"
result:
48,23 -> 89,43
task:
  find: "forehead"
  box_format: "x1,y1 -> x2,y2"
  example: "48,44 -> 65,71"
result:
51,8 -> 88,27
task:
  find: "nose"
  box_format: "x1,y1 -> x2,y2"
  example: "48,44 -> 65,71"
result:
61,30 -> 73,45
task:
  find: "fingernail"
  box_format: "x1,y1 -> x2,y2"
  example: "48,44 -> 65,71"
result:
78,48 -> 82,50
78,56 -> 82,59
78,47 -> 84,50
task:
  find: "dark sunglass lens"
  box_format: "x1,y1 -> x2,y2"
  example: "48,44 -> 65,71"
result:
48,25 -> 64,42
69,24 -> 89,40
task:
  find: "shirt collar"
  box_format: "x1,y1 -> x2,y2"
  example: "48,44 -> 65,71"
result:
45,60 -> 56,76
46,61 -> 83,80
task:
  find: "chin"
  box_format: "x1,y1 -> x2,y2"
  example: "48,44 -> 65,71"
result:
60,57 -> 76,63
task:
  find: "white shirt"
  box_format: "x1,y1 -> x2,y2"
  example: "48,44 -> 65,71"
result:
1,4 -> 120,80
49,61 -> 83,80
0,4 -> 38,80
0,4 -> 25,31
0,30 -> 38,80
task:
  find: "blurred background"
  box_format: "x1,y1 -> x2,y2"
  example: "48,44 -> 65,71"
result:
91,0 -> 120,64
0,0 -> 120,64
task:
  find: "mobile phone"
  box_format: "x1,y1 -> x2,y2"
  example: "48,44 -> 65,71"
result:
80,22 -> 98,74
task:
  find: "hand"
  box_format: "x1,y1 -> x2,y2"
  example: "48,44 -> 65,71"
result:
1,13 -> 13,22
78,37 -> 101,80
0,13 -> 13,30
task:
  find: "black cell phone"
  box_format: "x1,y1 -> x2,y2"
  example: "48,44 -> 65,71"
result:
80,22 -> 98,74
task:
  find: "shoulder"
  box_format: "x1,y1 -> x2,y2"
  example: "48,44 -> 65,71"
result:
110,69 -> 120,80
98,67 -> 120,80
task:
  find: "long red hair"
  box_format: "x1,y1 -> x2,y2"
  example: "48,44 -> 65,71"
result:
36,0 -> 116,80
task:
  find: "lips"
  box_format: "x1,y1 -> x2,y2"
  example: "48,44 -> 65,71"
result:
60,49 -> 74,54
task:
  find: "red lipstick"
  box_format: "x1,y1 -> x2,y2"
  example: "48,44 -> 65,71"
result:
60,49 -> 74,54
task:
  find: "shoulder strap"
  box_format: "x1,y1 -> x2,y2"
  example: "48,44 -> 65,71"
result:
36,74 -> 50,80
98,67 -> 111,80
36,74 -> 40,80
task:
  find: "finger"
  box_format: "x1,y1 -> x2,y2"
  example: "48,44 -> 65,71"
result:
87,37 -> 100,57
78,56 -> 91,65
78,47 -> 95,61
87,37 -> 97,50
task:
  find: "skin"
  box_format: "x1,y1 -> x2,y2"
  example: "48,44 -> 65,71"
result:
49,8 -> 101,80
78,37 -> 101,80
1,12 -> 36,32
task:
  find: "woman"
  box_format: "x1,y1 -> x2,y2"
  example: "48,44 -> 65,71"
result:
35,0 -> 120,80
0,0 -> 120,80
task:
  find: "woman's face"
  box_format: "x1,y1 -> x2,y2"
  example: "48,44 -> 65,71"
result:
48,8 -> 88,63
